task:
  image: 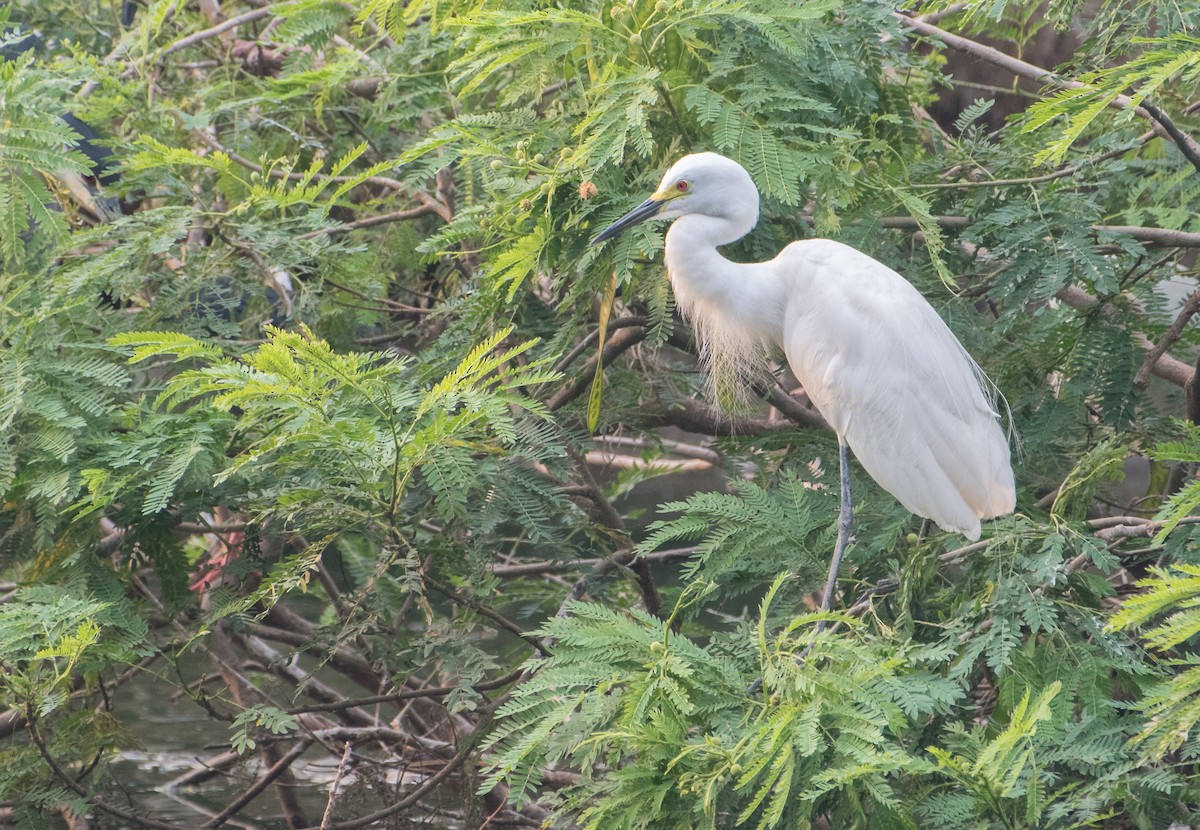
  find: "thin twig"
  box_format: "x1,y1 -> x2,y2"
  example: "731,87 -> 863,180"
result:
1056,285 -> 1193,388
153,8 -> 273,62
553,315 -> 648,374
296,205 -> 439,240
319,742 -> 353,830
25,705 -> 183,830
302,699 -> 502,830
284,669 -> 524,716
546,325 -> 647,411
488,546 -> 699,578
423,575 -> 549,655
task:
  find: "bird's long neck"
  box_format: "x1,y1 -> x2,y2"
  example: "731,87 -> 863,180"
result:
664,215 -> 784,402
665,216 -> 784,343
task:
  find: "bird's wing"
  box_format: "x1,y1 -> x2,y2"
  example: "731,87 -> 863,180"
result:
777,240 -> 1014,540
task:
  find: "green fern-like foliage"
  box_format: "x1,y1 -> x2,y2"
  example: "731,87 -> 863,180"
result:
5,0 -> 1200,826
1025,34 -> 1200,165
1109,564 -> 1200,760
637,475 -> 833,593
103,325 -> 564,616
0,56 -> 91,271
483,577 -> 959,829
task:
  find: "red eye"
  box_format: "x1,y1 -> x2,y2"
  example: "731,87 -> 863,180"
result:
676,180 -> 689,192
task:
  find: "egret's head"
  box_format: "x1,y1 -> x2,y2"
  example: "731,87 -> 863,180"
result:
591,152 -> 759,244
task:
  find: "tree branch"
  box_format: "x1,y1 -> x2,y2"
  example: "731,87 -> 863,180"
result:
896,13 -> 1200,174
25,704 -> 184,830
296,205 -> 440,240
283,669 -> 524,716
200,738 -> 314,830
1135,283 -> 1200,387
488,546 -> 699,577
1056,284 -> 1193,388
305,699 -> 502,830
155,7 -> 273,62
423,575 -> 550,656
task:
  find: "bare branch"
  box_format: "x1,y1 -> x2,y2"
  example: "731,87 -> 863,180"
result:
1056,285 -> 1193,388
423,575 -> 550,655
284,669 -> 524,716
201,739 -> 314,830
320,743 -> 353,830
296,205 -> 440,240
1135,283 -> 1200,387
306,700 -> 502,830
154,8 -> 274,62
489,546 -> 699,578
896,13 -> 1200,174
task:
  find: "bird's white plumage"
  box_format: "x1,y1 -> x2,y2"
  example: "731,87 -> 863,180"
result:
603,152 -> 1015,539
777,240 -> 1014,539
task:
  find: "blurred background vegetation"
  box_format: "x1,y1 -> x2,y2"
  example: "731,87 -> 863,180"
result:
4,0 -> 1200,827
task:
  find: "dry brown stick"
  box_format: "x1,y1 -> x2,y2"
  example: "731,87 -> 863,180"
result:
149,7 -> 274,64
1135,283 -> 1200,387
249,725 -> 450,753
239,634 -> 380,729
642,397 -> 792,436
284,669 -> 524,715
921,133 -> 1156,188
178,520 -> 249,533
915,1 -> 968,23
423,575 -> 549,655
320,742 -> 354,830
488,546 -> 699,577
767,385 -> 830,430
553,315 -> 648,374
166,750 -> 242,789
321,276 -> 430,314
896,13 -> 1200,172
1141,102 -> 1200,175
566,446 -> 664,620
261,604 -> 385,692
875,216 -> 1200,248
938,516 -> 1200,564
1095,225 -> 1200,249
303,699 -> 502,830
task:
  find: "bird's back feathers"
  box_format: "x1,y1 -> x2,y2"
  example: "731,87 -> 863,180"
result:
777,240 -> 1015,540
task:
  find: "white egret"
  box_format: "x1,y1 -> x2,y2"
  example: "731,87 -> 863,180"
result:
593,152 -> 1015,611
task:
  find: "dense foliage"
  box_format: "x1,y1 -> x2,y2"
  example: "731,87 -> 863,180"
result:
4,0 -> 1200,827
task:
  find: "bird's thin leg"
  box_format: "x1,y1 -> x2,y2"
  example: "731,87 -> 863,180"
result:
819,439 -> 853,614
